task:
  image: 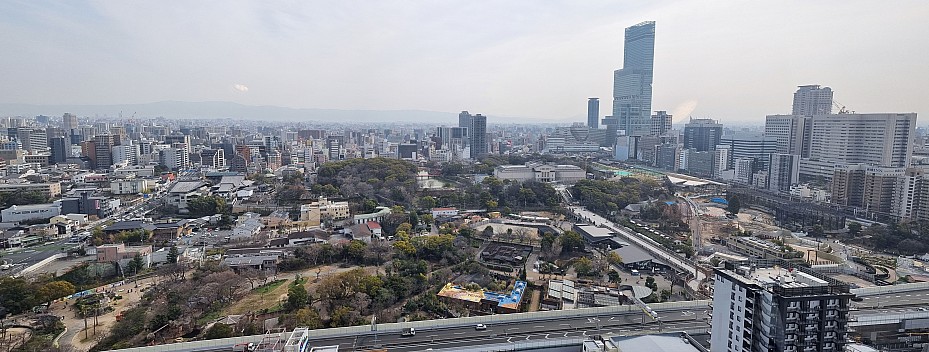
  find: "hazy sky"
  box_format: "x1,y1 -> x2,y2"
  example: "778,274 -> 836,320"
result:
2,1 -> 927,124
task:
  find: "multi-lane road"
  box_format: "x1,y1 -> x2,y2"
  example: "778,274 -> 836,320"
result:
854,289 -> 929,309
302,306 -> 710,352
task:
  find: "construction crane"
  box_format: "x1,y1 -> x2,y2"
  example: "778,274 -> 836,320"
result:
833,101 -> 853,114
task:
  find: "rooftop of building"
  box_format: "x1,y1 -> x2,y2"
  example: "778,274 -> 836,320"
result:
169,181 -> 207,193
608,332 -> 704,352
576,225 -> 614,238
437,281 -> 526,309
718,259 -> 850,296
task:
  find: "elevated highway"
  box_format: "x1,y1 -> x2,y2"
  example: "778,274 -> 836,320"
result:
113,301 -> 711,352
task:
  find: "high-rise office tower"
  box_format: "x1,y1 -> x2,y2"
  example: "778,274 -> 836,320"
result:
587,98 -> 599,129
650,111 -> 672,136
470,114 -> 488,160
612,21 -> 656,138
792,85 -> 833,116
49,137 -> 67,165
458,111 -> 472,138
720,134 -> 778,171
93,135 -> 117,169
711,260 -> 853,352
683,118 -> 722,152
61,113 -> 78,132
326,135 -> 343,161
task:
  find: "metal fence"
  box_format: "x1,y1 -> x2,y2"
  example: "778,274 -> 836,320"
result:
112,300 -> 712,352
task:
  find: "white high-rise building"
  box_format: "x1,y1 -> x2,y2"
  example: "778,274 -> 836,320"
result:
792,85 -> 833,116
807,113 -> 915,169
711,260 -> 853,352
764,115 -> 809,157
112,143 -> 141,167
713,145 -> 731,178
160,147 -> 190,171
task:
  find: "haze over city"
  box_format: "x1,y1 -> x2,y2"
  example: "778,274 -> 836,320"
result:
2,1 -> 928,124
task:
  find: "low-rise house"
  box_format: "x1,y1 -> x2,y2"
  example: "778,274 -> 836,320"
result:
1,203 -> 61,223
431,207 -> 459,217
104,220 -> 147,236
96,243 -> 153,269
232,218 -> 263,240
352,206 -> 392,225
151,221 -> 190,243
286,230 -> 328,246
222,252 -> 281,274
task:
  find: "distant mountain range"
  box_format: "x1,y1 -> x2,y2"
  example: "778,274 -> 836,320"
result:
0,101 -> 570,124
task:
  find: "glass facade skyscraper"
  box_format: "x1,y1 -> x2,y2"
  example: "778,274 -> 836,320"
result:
612,21 -> 656,138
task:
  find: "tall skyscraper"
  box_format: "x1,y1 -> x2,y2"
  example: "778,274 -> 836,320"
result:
682,118 -> 722,152
458,111 -> 472,138
711,260 -> 853,352
470,114 -> 488,160
612,21 -> 656,138
587,98 -> 599,129
792,85 -> 833,116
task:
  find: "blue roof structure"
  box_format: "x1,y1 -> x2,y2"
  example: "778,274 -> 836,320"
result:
483,281 -> 526,309
710,197 -> 728,205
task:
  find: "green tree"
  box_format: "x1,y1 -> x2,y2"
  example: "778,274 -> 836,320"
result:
607,252 -> 623,266
574,257 -> 594,276
166,246 -> 179,264
285,280 -> 310,312
37,280 -> 76,305
188,196 -> 229,217
608,270 -> 621,284
726,195 -> 741,214
203,323 -> 234,340
660,289 -> 671,302
848,222 -> 862,236
420,214 -> 434,226
329,306 -> 362,327
645,276 -> 658,291
561,231 -> 585,252
810,224 -> 825,237
416,196 -> 437,210
289,308 -> 323,329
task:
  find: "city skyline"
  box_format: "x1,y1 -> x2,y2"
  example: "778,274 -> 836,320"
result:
1,2 -> 927,124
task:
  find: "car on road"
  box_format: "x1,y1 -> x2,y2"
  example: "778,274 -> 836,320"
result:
401,327 -> 415,337
475,324 -> 487,331
851,297 -> 864,302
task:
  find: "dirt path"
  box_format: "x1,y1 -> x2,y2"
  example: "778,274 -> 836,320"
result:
52,276 -> 160,351
527,289 -> 540,312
